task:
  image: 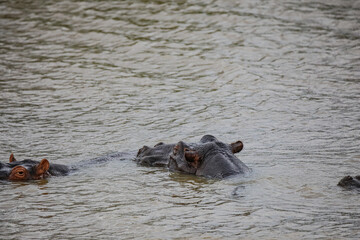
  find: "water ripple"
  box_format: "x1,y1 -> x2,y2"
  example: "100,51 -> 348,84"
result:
1,0 -> 359,239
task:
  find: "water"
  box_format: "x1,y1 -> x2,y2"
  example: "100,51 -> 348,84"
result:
0,0 -> 359,239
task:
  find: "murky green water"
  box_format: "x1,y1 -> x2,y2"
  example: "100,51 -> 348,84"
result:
1,0 -> 359,239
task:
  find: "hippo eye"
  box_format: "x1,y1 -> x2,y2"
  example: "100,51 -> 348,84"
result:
154,142 -> 164,147
9,166 -> 29,180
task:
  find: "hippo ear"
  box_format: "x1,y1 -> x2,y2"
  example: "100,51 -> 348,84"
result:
9,153 -> 16,162
35,159 -> 50,176
231,141 -> 243,153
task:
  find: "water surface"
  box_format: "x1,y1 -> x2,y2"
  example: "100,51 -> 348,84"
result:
0,0 -> 359,239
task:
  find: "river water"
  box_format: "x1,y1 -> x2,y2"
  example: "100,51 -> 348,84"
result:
0,0 -> 359,239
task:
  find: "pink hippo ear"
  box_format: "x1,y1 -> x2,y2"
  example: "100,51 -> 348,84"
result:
231,141 -> 243,153
9,153 -> 17,162
35,159 -> 50,177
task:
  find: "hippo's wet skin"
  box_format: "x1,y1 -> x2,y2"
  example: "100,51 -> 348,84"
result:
338,175 -> 360,190
0,154 -> 70,181
136,135 -> 250,178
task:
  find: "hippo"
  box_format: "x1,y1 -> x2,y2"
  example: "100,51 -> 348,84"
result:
1,151 -> 131,181
338,175 -> 360,190
0,153 -> 70,181
136,135 -> 250,178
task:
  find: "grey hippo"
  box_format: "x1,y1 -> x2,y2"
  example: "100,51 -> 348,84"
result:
136,135 -> 250,178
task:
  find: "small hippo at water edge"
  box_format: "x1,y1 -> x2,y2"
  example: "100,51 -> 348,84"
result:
136,135 -> 250,178
0,153 -> 70,181
338,175 -> 360,190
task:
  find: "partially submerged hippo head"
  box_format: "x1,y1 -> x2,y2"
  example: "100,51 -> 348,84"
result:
169,135 -> 249,178
0,153 -> 50,181
338,175 -> 360,190
136,142 -> 176,167
0,153 -> 69,181
136,135 -> 249,178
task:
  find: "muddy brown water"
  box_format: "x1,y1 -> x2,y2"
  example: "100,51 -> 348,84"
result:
0,0 -> 359,239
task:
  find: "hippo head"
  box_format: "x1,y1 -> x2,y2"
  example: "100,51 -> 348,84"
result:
0,154 -> 50,181
338,175 -> 360,190
168,135 -> 249,178
136,142 -> 176,167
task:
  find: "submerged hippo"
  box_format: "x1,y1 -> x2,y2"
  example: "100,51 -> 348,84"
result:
136,135 -> 250,178
338,175 -> 360,190
0,153 -> 70,181
1,152 -> 130,181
